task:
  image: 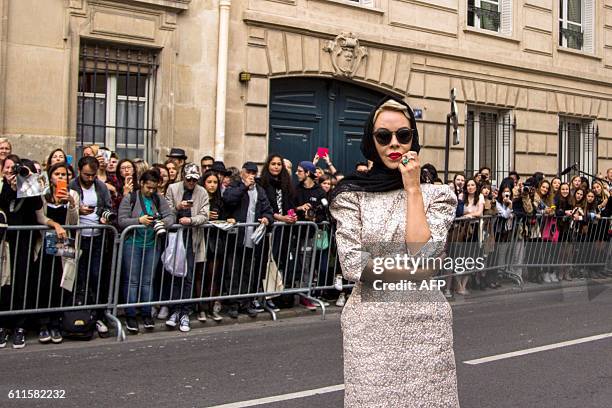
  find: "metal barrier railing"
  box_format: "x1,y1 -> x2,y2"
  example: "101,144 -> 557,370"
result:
111,222 -> 322,323
1,215 -> 610,342
0,224 -> 122,339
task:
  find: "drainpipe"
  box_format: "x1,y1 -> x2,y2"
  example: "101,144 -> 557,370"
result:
214,0 -> 231,161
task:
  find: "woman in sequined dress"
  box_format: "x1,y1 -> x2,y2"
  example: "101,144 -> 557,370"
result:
330,97 -> 460,408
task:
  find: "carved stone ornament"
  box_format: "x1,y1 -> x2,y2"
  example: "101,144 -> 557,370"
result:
323,32 -> 367,78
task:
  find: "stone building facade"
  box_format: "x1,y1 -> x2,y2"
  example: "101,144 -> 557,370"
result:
1,0 -> 611,182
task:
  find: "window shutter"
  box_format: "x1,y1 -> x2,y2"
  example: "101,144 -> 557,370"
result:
499,110 -> 513,180
583,0 -> 594,52
582,120 -> 595,175
500,0 -> 513,36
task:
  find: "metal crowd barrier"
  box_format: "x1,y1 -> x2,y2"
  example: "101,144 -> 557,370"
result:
111,221 -> 321,324
1,215 -> 610,342
0,224 -> 122,338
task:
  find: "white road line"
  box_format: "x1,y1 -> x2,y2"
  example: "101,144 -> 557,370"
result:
464,332 -> 612,365
205,384 -> 345,408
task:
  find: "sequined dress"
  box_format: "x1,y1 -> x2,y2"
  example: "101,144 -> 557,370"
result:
330,184 -> 460,408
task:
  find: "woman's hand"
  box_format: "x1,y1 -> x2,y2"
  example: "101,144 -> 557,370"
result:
54,225 -> 67,241
139,215 -> 154,226
6,173 -> 17,191
399,151 -> 420,192
179,217 -> 191,226
209,210 -> 219,221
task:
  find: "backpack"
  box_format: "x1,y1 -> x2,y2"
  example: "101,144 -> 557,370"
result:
62,309 -> 96,340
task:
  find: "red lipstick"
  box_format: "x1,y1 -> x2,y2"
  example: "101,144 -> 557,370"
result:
388,152 -> 402,160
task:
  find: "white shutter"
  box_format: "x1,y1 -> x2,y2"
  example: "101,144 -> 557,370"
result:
500,0 -> 513,36
581,120 -> 595,175
583,0 -> 594,52
498,110 -> 513,181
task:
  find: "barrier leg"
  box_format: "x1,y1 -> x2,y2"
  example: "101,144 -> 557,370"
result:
299,293 -> 326,320
105,311 -> 125,342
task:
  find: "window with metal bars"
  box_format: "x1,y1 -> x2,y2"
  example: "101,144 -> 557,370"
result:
466,108 -> 514,185
558,118 -> 597,181
77,41 -> 158,161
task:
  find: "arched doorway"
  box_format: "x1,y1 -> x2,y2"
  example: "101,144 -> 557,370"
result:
269,77 -> 387,175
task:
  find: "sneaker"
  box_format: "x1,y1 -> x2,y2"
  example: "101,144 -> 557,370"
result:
12,328 -> 25,349
213,301 -> 222,314
336,293 -> 346,307
125,317 -> 139,334
39,326 -> 51,344
444,289 -> 453,299
543,272 -> 552,283
151,306 -> 159,319
143,316 -> 155,330
228,305 -> 239,319
50,328 -> 63,344
334,274 -> 343,291
550,272 -> 559,282
179,315 -> 191,332
246,306 -> 258,318
0,328 -> 7,348
197,311 -> 208,322
165,311 -> 180,328
265,299 -> 280,312
96,320 -> 109,334
210,310 -> 223,322
300,297 -> 317,311
252,299 -> 264,313
157,306 -> 169,320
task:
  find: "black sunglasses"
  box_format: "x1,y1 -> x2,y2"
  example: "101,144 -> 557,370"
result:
373,127 -> 414,145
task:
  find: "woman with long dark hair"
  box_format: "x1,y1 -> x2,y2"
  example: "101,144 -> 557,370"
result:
330,97 -> 459,407
46,148 -> 67,170
554,183 -> 573,281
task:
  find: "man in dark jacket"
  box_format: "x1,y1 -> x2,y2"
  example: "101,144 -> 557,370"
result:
294,161 -> 327,223
222,162 -> 273,318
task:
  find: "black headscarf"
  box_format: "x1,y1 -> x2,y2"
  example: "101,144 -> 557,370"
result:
330,96 -> 421,201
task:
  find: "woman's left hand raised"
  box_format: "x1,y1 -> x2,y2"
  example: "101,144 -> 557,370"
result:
399,151 -> 420,192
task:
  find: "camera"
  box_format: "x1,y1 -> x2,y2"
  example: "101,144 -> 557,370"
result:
12,163 -> 31,177
101,209 -> 117,223
503,192 -> 510,199
306,197 -> 328,220
152,215 -> 167,237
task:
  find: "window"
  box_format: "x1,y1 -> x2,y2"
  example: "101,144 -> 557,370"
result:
347,0 -> 375,6
466,108 -> 514,184
559,118 -> 597,181
558,0 -> 594,52
467,0 -> 512,35
77,42 -> 158,161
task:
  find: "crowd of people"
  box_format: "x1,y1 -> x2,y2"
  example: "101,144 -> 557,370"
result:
445,166 -> 612,297
0,135 -> 610,349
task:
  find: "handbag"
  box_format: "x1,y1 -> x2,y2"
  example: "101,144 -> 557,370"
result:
541,217 -> 559,242
315,230 -> 329,251
262,235 -> 284,294
162,230 -> 188,277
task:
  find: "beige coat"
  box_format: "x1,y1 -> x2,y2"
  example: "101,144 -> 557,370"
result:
165,181 -> 209,263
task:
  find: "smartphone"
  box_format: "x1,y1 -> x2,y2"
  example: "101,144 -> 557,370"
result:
317,147 -> 329,158
186,199 -> 194,205
56,179 -> 67,201
287,209 -> 296,218
66,155 -> 73,166
98,149 -> 111,164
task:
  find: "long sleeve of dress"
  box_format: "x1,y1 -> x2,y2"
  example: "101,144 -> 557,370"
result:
329,192 -> 371,282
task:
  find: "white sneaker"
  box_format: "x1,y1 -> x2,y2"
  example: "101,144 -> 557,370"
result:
165,311 -> 179,328
96,320 -> 109,334
334,275 -> 343,291
550,272 -> 559,282
179,315 -> 191,332
197,311 -> 207,322
336,293 -> 346,307
151,306 -> 159,319
157,306 -> 169,320
543,272 -> 552,283
444,289 -> 452,299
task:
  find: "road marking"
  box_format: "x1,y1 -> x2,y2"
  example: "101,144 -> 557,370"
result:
205,384 -> 345,408
464,332 -> 612,365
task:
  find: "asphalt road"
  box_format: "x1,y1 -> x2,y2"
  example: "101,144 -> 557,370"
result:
1,283 -> 611,408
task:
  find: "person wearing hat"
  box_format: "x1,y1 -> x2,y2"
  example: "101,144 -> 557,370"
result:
164,162 -> 209,332
222,161 -> 274,318
166,148 -> 188,169
293,160 -> 328,310
200,161 -> 232,195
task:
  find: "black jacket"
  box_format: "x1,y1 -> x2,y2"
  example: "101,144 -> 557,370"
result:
222,181 -> 274,225
294,182 -> 328,222
260,182 -> 295,216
